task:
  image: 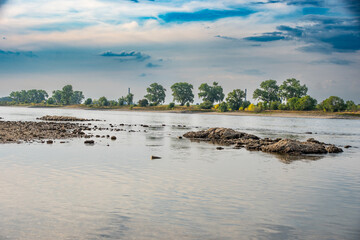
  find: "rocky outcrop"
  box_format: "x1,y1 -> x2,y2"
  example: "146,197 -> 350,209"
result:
37,115 -> 101,122
0,121 -> 92,144
183,127 -> 343,155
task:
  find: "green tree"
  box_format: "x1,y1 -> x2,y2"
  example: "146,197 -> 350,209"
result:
46,97 -> 55,105
253,80 -> 280,104
171,82 -> 194,106
84,98 -> 93,105
346,100 -> 358,111
98,96 -> 109,107
109,100 -> 118,106
52,90 -> 62,104
71,91 -> 84,104
118,97 -> 126,106
198,82 -> 224,104
287,97 -> 299,110
61,85 -> 74,105
279,78 -> 308,102
199,100 -> 213,109
138,99 -> 149,107
296,95 -> 317,111
145,83 -> 166,105
226,89 -> 245,111
318,96 -> 346,112
126,93 -> 134,105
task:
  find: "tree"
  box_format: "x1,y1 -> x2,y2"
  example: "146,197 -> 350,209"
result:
98,96 -> 109,106
71,91 -> 84,104
318,96 -> 346,112
84,98 -> 93,105
253,79 -> 280,104
296,95 -> 317,110
118,97 -> 126,106
346,100 -> 358,111
199,100 -> 213,109
171,82 -> 194,106
226,89 -> 245,111
46,97 -> 55,105
52,90 -> 62,104
138,99 -> 149,107
61,85 -> 74,105
145,83 -> 166,105
126,93 -> 134,105
279,78 -> 308,101
198,82 -> 224,104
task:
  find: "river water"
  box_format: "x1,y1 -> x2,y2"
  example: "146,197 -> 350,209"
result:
0,107 -> 359,240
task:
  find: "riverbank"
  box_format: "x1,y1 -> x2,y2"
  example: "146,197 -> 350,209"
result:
1,104 -> 359,119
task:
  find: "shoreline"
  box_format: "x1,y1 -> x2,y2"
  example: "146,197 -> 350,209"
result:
1,105 -> 359,120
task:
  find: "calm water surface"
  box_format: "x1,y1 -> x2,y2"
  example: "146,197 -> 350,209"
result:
0,107 -> 359,240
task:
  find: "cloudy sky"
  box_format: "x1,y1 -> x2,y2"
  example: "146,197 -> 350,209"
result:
0,0 -> 359,103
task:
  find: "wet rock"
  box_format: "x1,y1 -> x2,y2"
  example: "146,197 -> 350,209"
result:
151,155 -> 161,160
38,115 -> 101,122
110,136 -> 117,140
216,147 -> 224,150
178,136 -> 183,139
305,132 -> 313,134
46,140 -> 53,144
84,140 -> 95,144
344,145 -> 351,148
184,127 -> 343,156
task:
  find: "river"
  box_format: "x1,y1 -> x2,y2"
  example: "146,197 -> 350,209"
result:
0,106 -> 359,240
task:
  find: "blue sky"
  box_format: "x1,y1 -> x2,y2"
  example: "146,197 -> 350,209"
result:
0,0 -> 359,102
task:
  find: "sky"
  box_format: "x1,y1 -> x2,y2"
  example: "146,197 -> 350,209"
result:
0,0 -> 359,103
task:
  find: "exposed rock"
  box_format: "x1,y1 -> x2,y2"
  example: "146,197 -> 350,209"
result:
183,127 -> 343,156
84,140 -> 95,144
110,136 -> 116,140
46,140 -> 53,144
344,145 -> 351,148
37,115 -> 101,122
151,155 -> 161,160
216,147 -> 224,150
0,121 -> 91,144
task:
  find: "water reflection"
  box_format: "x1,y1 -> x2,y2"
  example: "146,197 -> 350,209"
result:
271,153 -> 324,164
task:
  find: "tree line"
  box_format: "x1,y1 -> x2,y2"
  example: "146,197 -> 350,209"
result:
1,79 -> 358,112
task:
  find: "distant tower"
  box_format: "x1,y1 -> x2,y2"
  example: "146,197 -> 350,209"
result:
128,88 -> 130,94
245,89 -> 247,102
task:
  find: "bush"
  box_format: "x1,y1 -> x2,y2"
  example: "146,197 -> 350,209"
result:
84,98 -> 92,105
47,97 -> 55,105
245,104 -> 255,111
214,104 -> 220,110
278,103 -> 288,110
168,102 -> 175,109
297,95 -> 317,111
270,101 -> 280,110
319,96 -> 346,112
242,101 -> 251,109
199,100 -> 213,109
239,107 -> 244,111
138,99 -> 149,107
218,102 -> 228,112
346,100 -> 358,111
186,102 -> 190,107
287,97 -> 299,110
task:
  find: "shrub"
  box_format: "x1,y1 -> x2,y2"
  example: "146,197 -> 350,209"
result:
199,100 -> 213,109
169,102 -> 175,109
246,104 -> 256,111
186,102 -> 190,107
270,101 -> 280,110
214,104 -> 220,109
218,102 -> 228,112
239,107 -> 244,111
84,98 -> 92,105
138,99 -> 149,107
242,101 -> 251,109
319,96 -> 346,112
346,100 -> 358,111
297,95 -> 317,111
278,103 -> 288,110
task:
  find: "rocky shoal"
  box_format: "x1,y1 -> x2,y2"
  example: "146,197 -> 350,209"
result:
183,127 -> 343,155
37,115 -> 101,122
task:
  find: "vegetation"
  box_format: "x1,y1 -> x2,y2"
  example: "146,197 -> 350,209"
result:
0,80 -> 358,114
171,82 -> 194,106
226,89 -> 246,111
145,83 -> 166,106
253,80 -> 280,104
198,82 -> 224,104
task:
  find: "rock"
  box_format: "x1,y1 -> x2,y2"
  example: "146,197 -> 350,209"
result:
151,155 -> 161,160
84,140 -> 95,144
344,145 -> 351,148
46,140 -> 53,144
305,132 -> 313,134
110,136 -> 116,140
178,136 -> 183,139
142,125 -> 149,127
38,115 -> 101,122
216,147 -> 224,150
261,139 -> 328,154
183,127 -> 343,156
